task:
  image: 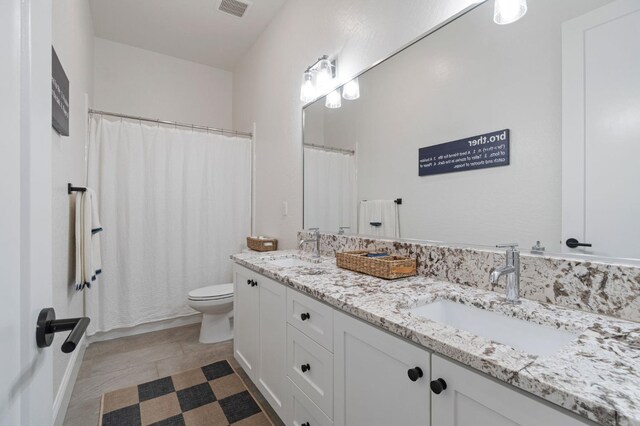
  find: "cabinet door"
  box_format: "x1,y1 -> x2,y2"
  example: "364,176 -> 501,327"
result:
258,276 -> 287,420
431,355 -> 591,426
233,265 -> 260,381
334,311 -> 430,426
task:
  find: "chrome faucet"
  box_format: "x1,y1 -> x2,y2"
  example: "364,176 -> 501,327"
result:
299,228 -> 321,257
490,244 -> 520,304
338,226 -> 350,235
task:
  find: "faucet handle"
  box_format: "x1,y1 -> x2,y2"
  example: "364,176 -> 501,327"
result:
496,243 -> 518,249
308,227 -> 319,231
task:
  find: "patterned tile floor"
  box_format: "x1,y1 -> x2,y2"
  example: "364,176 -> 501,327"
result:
64,323 -> 283,426
101,360 -> 271,425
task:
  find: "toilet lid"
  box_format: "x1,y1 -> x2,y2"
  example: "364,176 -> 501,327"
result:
188,283 -> 234,300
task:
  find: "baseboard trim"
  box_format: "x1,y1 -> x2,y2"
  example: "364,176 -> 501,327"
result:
53,335 -> 87,426
87,314 -> 202,344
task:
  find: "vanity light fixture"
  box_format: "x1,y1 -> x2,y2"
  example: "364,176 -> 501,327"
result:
342,78 -> 360,100
300,70 -> 316,103
325,89 -> 342,109
493,0 -> 527,25
299,55 -> 336,102
316,58 -> 334,92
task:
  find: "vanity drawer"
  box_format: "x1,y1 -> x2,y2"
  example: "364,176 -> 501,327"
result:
287,288 -> 333,351
288,379 -> 333,426
287,324 -> 334,418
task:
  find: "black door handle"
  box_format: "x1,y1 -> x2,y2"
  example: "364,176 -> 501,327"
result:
407,367 -> 423,382
430,378 -> 447,394
301,363 -> 311,373
566,238 -> 592,249
36,308 -> 90,353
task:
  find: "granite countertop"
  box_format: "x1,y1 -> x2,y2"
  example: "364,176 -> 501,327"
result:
231,250 -> 640,426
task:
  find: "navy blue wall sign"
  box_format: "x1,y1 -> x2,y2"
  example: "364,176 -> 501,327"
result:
52,46 -> 70,136
418,129 -> 510,176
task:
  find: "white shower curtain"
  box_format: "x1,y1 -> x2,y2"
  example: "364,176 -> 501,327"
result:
304,147 -> 357,233
86,116 -> 251,334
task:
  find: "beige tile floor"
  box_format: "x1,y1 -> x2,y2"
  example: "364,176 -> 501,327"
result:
64,324 -> 284,426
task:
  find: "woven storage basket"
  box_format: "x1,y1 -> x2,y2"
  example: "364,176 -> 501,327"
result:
336,250 -> 416,280
247,236 -> 278,252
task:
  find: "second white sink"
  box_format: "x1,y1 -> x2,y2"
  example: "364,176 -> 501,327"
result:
406,300 -> 580,357
267,256 -> 319,267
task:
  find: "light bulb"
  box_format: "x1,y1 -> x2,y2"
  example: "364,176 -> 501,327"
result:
494,0 -> 527,25
300,71 -> 316,102
316,59 -> 333,92
342,78 -> 360,100
325,89 -> 342,109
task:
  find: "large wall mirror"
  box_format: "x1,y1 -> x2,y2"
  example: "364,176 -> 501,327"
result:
303,0 -> 640,261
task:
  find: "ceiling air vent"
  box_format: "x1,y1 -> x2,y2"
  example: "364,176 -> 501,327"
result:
218,0 -> 250,18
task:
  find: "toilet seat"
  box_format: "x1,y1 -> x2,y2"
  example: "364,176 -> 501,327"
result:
188,283 -> 234,301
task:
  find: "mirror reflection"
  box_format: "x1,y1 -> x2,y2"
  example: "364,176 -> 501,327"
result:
303,0 -> 640,260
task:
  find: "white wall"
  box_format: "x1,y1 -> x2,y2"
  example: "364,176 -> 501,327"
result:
51,0 -> 94,406
233,0 -> 482,249
94,38 -> 233,127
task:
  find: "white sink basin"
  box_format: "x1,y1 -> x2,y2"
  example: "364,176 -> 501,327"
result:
406,300 -> 580,357
268,257 -> 317,268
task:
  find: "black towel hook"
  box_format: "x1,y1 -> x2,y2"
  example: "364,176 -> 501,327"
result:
68,183 -> 86,194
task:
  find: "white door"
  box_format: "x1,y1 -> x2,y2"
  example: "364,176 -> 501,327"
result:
233,265 -> 260,380
0,1 -> 54,425
431,355 -> 589,426
562,0 -> 640,259
333,311 -> 430,426
258,277 -> 287,420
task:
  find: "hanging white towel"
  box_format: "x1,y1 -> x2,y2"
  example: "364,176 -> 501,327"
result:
75,188 -> 103,290
358,200 -> 399,238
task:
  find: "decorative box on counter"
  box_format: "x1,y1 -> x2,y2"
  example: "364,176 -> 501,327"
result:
336,250 -> 416,279
247,236 -> 278,252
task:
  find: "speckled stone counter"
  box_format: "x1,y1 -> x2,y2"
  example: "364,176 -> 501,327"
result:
232,250 -> 640,426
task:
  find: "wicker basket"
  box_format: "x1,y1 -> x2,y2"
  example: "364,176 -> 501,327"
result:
247,236 -> 278,252
336,250 -> 416,280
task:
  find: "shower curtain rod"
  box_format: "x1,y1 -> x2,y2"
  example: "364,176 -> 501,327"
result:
88,109 -> 253,138
304,142 -> 355,155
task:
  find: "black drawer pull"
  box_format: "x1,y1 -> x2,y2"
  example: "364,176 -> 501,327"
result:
407,367 -> 423,382
301,363 -> 311,373
301,423 -> 310,426
430,378 -> 447,394
300,312 -> 311,321
246,279 -> 251,285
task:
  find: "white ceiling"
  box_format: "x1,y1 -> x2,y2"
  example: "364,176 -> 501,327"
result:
89,0 -> 287,70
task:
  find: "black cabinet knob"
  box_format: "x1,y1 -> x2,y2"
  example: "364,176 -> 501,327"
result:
301,423 -> 310,426
407,367 -> 423,382
301,363 -> 311,373
300,312 -> 311,321
246,279 -> 251,285
566,238 -> 592,249
430,378 -> 447,394
250,280 -> 258,287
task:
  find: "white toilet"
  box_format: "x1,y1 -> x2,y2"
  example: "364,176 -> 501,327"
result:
187,283 -> 234,344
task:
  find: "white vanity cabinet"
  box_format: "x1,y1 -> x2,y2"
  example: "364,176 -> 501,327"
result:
233,264 -> 287,420
431,354 -> 591,426
233,265 -> 260,378
234,265 -> 594,426
333,310 -> 431,426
